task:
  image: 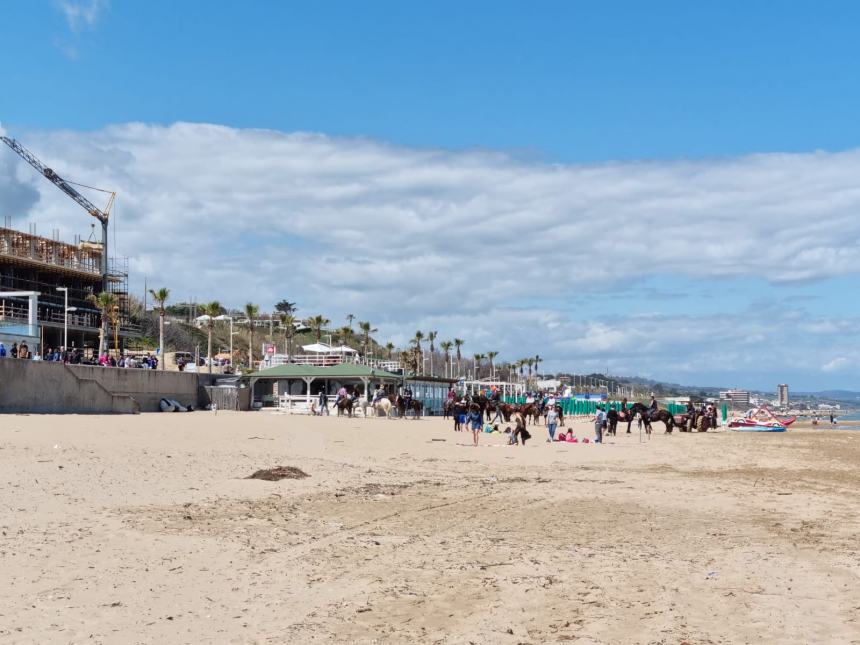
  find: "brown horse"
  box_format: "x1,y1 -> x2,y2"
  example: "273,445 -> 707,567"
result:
336,397 -> 354,418
519,403 -> 542,426
394,395 -> 423,420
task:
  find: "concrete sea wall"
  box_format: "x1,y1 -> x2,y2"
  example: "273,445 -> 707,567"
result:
0,360 -> 201,414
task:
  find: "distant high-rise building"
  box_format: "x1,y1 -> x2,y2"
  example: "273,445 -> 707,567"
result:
778,384 -> 789,408
719,389 -> 750,408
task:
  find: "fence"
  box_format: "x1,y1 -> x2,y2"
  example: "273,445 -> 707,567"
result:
202,386 -> 250,411
261,353 -> 404,371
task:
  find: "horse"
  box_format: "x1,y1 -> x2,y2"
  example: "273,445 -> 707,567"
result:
519,403 -> 542,426
373,397 -> 393,418
395,395 -> 423,420
472,394 -> 489,421
355,396 -> 371,417
336,396 -> 355,418
627,402 -> 674,434
450,401 -> 468,431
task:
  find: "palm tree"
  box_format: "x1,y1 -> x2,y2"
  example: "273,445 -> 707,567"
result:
385,342 -> 395,359
199,301 -> 222,374
280,313 -> 297,359
346,313 -> 355,329
87,292 -> 118,358
427,330 -> 437,376
244,302 -> 259,369
148,287 -> 169,370
486,351 -> 499,380
534,354 -> 542,379
358,321 -> 377,359
412,331 -> 425,374
526,358 -> 534,380
274,300 -> 297,315
454,338 -> 464,377
336,326 -> 354,345
439,341 -> 453,379
308,315 -> 330,343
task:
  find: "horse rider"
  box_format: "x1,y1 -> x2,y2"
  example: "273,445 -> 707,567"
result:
335,385 -> 348,406
403,386 -> 413,412
372,384 -> 385,405
686,400 -> 698,429
647,395 -> 658,423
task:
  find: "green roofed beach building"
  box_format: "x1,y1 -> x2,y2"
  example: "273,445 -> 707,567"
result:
245,363 -> 403,409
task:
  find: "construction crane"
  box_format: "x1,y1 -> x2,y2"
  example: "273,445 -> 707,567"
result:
0,134 -> 114,291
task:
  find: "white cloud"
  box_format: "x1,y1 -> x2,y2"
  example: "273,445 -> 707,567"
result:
2,122 -> 859,386
822,357 -> 850,373
56,0 -> 108,32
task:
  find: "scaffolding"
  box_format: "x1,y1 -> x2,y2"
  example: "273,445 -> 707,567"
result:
0,224 -> 138,350
0,226 -> 102,278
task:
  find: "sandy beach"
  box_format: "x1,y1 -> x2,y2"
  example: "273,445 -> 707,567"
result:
1,411 -> 858,644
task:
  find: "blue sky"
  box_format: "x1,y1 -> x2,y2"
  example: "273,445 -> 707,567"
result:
2,1 -> 860,391
6,1 -> 860,160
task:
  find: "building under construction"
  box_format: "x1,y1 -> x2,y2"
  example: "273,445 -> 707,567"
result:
0,133 -> 137,355
0,221 -> 135,354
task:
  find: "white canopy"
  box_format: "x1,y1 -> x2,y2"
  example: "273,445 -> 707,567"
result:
301,342 -> 334,353
335,345 -> 358,353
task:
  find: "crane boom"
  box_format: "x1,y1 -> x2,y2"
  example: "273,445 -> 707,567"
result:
0,134 -> 111,289
0,136 -> 109,223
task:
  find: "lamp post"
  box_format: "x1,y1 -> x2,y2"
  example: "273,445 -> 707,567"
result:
55,287 -> 68,350
215,314 -> 233,369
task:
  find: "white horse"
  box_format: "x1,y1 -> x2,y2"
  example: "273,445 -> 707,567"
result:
372,397 -> 393,418
356,396 -> 371,417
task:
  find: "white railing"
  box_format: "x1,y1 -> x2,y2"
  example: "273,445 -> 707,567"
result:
260,353 -> 403,372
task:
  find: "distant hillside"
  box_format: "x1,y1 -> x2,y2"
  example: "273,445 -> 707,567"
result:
552,372 -> 860,405
794,389 -> 860,402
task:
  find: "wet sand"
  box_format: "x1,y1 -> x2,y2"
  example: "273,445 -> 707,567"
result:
1,411 -> 858,644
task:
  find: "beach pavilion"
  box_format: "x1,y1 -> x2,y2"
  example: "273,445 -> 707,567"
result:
244,363 -> 403,408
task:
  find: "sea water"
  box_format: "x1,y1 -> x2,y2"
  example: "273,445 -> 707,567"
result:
818,412 -> 860,431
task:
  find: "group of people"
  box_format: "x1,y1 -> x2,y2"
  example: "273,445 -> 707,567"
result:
313,384 -> 409,416
0,341 -> 29,359
454,390 -> 666,447
0,341 -> 160,369
98,353 -> 159,369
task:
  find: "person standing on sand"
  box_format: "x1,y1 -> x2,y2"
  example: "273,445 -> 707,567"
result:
594,404 -> 606,444
546,405 -> 559,442
607,406 -> 618,436
319,389 -> 329,415
467,407 -> 483,447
